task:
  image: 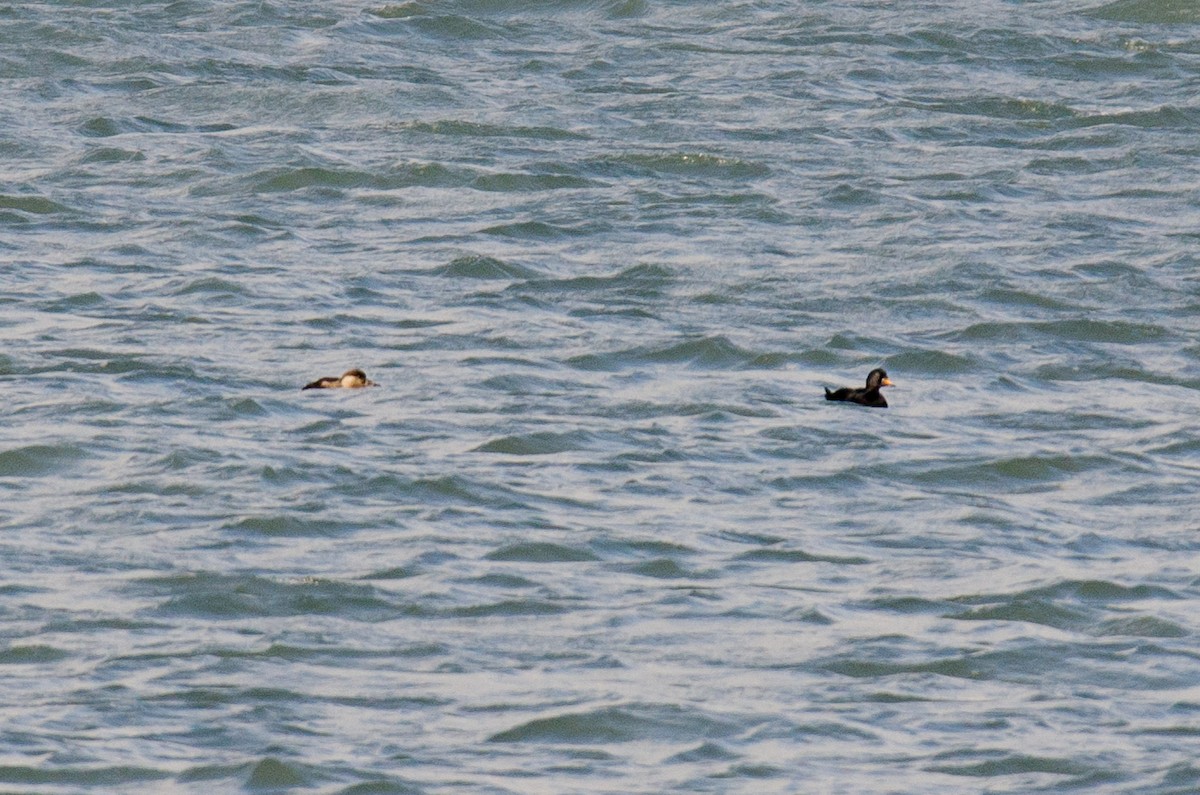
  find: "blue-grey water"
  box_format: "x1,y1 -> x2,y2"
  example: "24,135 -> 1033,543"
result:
3,0 -> 1200,792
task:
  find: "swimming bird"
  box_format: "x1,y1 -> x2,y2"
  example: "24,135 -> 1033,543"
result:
824,368 -> 893,408
302,369 -> 377,390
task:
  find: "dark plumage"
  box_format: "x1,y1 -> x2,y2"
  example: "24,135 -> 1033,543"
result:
824,368 -> 893,408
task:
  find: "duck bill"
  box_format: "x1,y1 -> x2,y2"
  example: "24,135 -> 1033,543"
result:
881,377 -> 894,387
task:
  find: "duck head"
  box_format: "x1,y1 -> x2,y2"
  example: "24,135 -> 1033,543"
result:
866,368 -> 893,390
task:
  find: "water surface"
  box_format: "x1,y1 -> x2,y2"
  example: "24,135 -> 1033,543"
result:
3,0 -> 1200,792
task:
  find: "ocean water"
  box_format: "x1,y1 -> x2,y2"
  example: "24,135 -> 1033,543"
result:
3,0 -> 1200,792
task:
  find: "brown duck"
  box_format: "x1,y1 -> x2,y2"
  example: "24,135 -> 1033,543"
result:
302,369 -> 377,390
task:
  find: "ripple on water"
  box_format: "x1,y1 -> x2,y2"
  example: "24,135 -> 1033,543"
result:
595,152 -> 771,180
926,752 -> 1100,782
902,453 -> 1120,490
430,254 -> 543,280
945,318 -> 1171,346
473,429 -> 594,455
471,171 -> 599,192
617,558 -> 714,580
0,645 -> 72,664
0,444 -> 89,477
1090,0 -> 1200,22
222,514 -> 345,537
484,542 -> 599,562
567,335 -> 758,371
733,548 -> 871,566
481,218 -> 602,239
137,573 -> 400,620
883,348 -> 978,375
0,765 -> 171,789
488,703 -> 743,744
244,758 -> 308,790
400,119 -> 591,141
0,193 -> 74,216
515,262 -> 673,295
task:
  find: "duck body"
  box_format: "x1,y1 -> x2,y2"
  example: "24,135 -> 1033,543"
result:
824,368 -> 893,408
303,368 -> 377,390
